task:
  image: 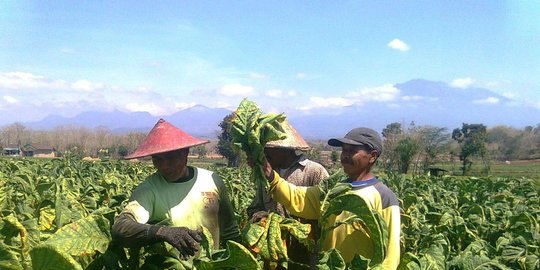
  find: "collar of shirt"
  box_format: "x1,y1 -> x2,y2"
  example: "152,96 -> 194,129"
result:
278,154 -> 307,176
347,177 -> 379,189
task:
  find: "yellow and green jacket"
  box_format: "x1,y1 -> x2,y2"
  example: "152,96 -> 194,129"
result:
269,172 -> 401,270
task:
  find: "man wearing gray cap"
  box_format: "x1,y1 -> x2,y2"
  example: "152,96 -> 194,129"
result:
247,120 -> 329,269
259,127 -> 401,269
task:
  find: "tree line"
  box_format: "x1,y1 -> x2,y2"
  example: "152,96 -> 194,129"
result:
2,119 -> 540,175
215,114 -> 540,175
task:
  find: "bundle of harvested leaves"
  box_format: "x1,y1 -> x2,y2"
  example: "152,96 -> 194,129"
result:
230,98 -> 287,188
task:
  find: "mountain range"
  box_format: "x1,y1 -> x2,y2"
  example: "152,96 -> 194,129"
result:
24,79 -> 539,139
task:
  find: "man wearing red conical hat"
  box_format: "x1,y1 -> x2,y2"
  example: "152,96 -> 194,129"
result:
112,119 -> 241,261
246,120 -> 329,269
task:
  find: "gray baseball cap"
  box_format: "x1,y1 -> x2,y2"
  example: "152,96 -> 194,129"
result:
328,127 -> 383,154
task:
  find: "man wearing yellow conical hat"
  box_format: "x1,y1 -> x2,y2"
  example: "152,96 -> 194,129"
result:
112,119 -> 241,261
246,120 -> 329,269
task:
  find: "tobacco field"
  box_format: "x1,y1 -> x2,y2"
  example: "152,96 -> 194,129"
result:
0,157 -> 538,269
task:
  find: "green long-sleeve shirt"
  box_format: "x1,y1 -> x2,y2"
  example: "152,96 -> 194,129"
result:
112,166 -> 241,250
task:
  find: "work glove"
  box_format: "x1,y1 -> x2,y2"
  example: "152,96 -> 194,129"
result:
155,226 -> 202,260
250,211 -> 269,223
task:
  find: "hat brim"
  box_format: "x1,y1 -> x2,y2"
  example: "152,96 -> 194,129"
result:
124,141 -> 208,160
328,138 -> 366,147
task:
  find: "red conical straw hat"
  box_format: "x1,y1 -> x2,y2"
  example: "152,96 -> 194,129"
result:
125,119 -> 209,159
265,120 -> 310,151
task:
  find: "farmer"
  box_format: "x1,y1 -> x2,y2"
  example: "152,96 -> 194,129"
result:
246,120 -> 329,269
112,119 -> 241,261
257,127 -> 401,269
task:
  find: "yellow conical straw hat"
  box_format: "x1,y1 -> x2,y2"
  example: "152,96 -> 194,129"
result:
265,120 -> 310,151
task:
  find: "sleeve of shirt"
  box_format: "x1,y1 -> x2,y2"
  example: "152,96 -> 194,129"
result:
111,180 -> 157,247
213,173 -> 242,245
111,212 -> 160,248
268,171 -> 322,220
381,205 -> 401,270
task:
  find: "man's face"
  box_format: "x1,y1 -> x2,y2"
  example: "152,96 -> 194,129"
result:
152,149 -> 189,181
264,147 -> 295,169
340,143 -> 377,179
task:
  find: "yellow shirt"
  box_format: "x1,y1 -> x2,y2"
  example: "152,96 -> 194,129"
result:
268,172 -> 401,269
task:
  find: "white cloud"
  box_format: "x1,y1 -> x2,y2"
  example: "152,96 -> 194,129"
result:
219,84 -> 256,97
298,84 -> 400,111
387,39 -> 410,51
265,89 -> 297,98
402,95 -> 423,101
296,73 -> 307,79
501,92 -> 516,99
348,84 -> 400,102
401,95 -> 439,102
0,72 -> 68,90
174,102 -> 197,110
473,97 -> 500,105
125,102 -> 170,115
266,89 -> 283,98
300,97 -> 354,110
451,77 -> 475,89
249,72 -> 267,79
72,80 -> 104,92
215,101 -> 231,109
3,96 -> 19,104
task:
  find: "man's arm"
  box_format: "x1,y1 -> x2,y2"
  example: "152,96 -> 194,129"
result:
268,171 -> 322,220
112,212 -> 202,259
112,212 -> 160,247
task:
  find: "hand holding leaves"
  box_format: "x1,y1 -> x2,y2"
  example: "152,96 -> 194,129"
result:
231,98 -> 286,188
156,226 -> 202,260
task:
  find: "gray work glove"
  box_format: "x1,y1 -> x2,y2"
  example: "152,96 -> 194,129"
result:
250,211 -> 269,223
155,226 -> 202,260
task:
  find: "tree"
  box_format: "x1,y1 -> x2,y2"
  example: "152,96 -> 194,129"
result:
216,113 -> 241,167
1,122 -> 30,146
452,123 -> 489,175
381,122 -> 403,171
194,145 -> 208,159
417,126 -> 449,171
395,137 -> 419,173
117,145 -> 129,158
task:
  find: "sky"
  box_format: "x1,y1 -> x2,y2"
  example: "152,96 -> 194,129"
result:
1,1 -> 539,125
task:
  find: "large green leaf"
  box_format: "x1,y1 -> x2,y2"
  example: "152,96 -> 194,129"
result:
316,249 -> 346,270
0,242 -> 23,270
194,241 -> 260,270
417,244 -> 446,270
43,214 -> 111,268
448,254 -> 511,270
30,244 -> 83,270
321,193 -> 388,267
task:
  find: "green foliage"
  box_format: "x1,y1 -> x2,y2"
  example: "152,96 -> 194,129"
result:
230,98 -> 286,189
452,123 -> 489,175
243,212 -> 312,268
0,157 -> 538,269
217,113 -> 242,167
396,137 -> 419,173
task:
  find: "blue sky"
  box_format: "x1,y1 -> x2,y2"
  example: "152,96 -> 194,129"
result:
1,1 -> 539,124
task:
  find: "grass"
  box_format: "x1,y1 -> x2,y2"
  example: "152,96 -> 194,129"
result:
428,159 -> 540,178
